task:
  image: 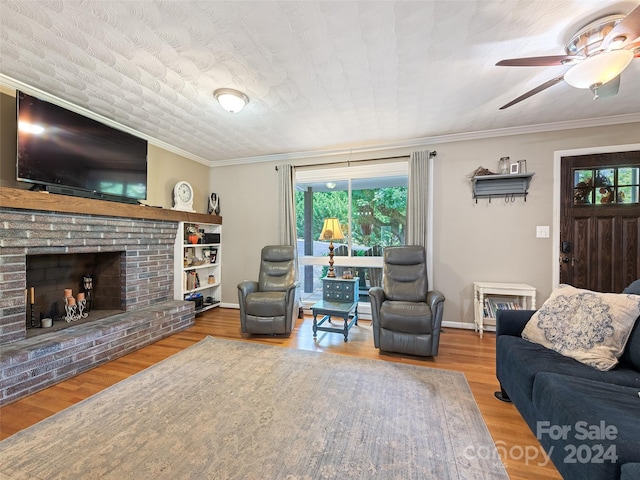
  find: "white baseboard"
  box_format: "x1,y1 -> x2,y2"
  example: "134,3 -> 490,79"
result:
442,320 -> 495,333
220,302 -> 238,309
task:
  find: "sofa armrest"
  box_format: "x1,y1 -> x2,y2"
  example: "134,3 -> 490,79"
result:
284,282 -> 298,309
621,462 -> 640,480
368,286 -> 385,348
496,309 -> 536,338
237,280 -> 258,300
426,290 -> 445,312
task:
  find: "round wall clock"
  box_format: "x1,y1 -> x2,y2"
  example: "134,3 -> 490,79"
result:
172,181 -> 195,212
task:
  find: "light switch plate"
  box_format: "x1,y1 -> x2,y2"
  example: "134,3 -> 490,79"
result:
536,226 -> 550,238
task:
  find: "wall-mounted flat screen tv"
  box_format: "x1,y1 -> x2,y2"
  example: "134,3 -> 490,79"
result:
16,91 -> 148,203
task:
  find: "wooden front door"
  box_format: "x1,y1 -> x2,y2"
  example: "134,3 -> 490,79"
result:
560,151 -> 640,293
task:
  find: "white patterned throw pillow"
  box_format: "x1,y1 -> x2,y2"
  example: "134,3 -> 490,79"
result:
522,284 -> 640,371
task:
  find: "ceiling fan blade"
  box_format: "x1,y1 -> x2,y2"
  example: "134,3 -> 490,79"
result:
499,75 -> 565,110
496,55 -> 581,67
593,75 -> 621,98
601,4 -> 640,50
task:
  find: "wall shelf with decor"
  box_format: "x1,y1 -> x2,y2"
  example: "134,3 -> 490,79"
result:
472,172 -> 535,202
174,221 -> 221,314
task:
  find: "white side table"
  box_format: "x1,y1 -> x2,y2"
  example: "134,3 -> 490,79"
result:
473,282 -> 536,338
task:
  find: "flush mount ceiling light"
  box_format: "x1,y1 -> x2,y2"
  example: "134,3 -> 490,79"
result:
213,88 -> 249,113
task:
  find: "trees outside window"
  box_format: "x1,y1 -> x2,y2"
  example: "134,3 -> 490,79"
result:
295,163 -> 408,303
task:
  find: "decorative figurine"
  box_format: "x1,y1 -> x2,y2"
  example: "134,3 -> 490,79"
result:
83,274 -> 94,312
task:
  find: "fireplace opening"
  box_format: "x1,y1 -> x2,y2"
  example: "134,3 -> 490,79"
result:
26,252 -> 124,338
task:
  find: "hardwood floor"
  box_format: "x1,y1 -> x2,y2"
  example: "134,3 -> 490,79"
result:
0,308 -> 561,479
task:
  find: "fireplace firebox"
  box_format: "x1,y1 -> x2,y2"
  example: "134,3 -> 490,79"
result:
25,252 -> 124,337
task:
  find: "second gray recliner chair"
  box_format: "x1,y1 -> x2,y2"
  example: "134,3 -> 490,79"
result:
369,246 -> 445,356
237,245 -> 298,335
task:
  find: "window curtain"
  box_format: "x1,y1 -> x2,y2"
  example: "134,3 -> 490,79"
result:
407,150 -> 433,286
277,163 -> 298,271
407,150 -> 430,246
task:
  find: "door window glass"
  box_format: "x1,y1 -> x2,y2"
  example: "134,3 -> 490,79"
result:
573,166 -> 639,205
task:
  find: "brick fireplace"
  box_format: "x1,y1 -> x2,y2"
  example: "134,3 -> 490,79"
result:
1,209 -> 179,343
0,188 -> 220,405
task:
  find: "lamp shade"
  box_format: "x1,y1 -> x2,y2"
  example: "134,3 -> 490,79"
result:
319,218 -> 345,241
213,88 -> 249,113
564,50 -> 633,89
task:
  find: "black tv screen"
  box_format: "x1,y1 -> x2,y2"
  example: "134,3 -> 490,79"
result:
16,91 -> 148,202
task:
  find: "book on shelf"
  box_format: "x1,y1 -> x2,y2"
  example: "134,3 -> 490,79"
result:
483,298 -> 521,318
184,270 -> 201,291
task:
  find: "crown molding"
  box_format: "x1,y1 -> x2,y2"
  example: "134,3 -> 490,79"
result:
210,113 -> 640,167
0,74 -> 211,167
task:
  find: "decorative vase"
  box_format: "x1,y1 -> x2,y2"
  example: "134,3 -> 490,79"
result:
499,157 -> 510,175
188,234 -> 199,244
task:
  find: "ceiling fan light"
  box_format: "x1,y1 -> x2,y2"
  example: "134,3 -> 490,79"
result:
564,50 -> 633,89
213,88 -> 249,113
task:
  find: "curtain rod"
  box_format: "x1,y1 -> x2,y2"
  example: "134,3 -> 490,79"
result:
275,151 -> 437,171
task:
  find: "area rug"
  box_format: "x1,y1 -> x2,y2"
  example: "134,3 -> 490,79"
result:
0,337 -> 508,479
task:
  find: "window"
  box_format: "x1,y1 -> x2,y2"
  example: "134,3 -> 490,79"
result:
573,166 -> 639,205
296,162 -> 408,305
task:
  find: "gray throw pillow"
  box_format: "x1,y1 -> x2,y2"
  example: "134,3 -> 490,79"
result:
623,279 -> 640,295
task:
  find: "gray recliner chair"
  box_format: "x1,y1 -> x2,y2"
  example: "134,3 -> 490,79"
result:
237,245 -> 298,335
369,246 -> 445,356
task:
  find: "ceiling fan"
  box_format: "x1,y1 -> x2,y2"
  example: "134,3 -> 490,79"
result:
497,4 -> 640,109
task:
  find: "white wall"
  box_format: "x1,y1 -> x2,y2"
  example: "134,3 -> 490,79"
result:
212,122 -> 640,328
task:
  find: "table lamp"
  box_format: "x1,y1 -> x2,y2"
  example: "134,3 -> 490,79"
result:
319,217 -> 345,278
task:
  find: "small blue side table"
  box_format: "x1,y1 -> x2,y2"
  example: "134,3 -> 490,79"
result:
311,277 -> 359,342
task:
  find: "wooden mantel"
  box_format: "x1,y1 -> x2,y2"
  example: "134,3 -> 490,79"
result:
0,187 -> 222,224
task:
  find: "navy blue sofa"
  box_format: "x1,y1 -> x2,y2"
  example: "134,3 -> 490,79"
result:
495,281 -> 640,480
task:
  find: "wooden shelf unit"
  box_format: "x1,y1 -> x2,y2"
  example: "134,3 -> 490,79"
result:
174,222 -> 222,314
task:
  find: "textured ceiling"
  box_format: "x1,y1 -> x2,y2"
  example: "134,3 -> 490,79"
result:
1,0 -> 639,166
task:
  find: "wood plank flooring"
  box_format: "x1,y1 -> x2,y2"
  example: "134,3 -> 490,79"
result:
0,308 -> 561,479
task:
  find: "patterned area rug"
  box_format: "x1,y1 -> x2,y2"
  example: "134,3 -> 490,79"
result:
0,337 -> 508,479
